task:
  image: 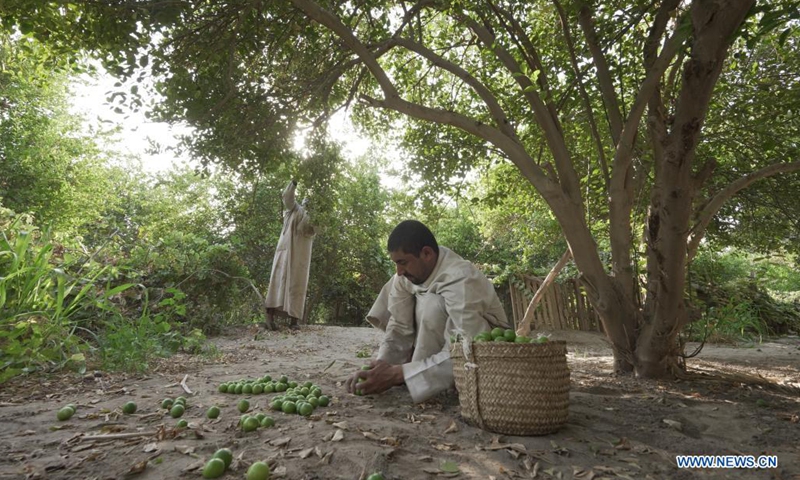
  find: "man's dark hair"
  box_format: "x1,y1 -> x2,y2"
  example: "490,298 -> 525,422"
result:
387,220 -> 439,256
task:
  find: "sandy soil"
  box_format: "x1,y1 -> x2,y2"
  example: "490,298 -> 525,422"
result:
0,325 -> 798,480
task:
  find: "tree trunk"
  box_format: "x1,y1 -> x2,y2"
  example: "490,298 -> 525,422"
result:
633,0 -> 755,378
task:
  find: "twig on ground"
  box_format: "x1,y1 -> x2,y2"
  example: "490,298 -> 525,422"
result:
78,432 -> 157,442
180,374 -> 192,394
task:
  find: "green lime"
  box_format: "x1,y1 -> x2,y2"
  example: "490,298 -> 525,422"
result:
310,388 -> 322,397
262,375 -> 272,382
275,383 -> 288,392
281,401 -> 297,414
246,461 -> 271,480
493,336 -> 507,342
233,384 -> 243,394
260,416 -> 275,428
170,404 -> 185,418
161,398 -> 173,409
279,375 -> 288,384
237,399 -> 250,413
536,336 -> 549,343
206,406 -> 221,419
307,396 -> 319,407
298,402 -> 313,416
243,384 -> 253,394
366,473 -> 385,480
303,381 -> 313,388
242,416 -> 259,432
317,395 -> 330,407
176,419 -> 188,428
252,384 -> 264,394
473,332 -> 491,342
270,400 -> 283,411
288,381 -> 298,388
57,406 -> 74,421
361,365 -> 372,371
490,327 -> 505,339
218,383 -> 228,393
255,413 -> 266,422
264,383 -> 275,393
212,448 -> 233,468
202,457 -> 226,479
503,329 -> 516,341
514,335 -> 531,343
175,396 -> 187,404
66,403 -> 76,411
122,401 -> 137,414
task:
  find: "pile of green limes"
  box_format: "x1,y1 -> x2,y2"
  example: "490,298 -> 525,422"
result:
268,381 -> 330,417
202,448 -> 233,479
56,403 -> 77,421
469,328 -> 550,344
160,395 -> 188,418
218,375 -> 296,395
238,412 -> 276,432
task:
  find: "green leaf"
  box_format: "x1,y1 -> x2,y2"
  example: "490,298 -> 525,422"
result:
440,461 -> 460,473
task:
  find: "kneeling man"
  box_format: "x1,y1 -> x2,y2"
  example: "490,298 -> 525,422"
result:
345,220 -> 510,402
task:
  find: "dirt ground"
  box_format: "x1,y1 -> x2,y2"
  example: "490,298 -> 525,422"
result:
0,325 -> 798,480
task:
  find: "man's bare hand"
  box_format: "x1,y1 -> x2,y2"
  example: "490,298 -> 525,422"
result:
344,360 -> 404,395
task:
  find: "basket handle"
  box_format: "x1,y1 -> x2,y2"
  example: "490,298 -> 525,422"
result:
515,248 -> 572,337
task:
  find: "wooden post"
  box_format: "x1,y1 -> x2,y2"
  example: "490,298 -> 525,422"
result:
515,248 -> 572,337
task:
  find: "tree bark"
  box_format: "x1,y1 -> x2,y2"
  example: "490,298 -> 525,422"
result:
637,0 -> 755,378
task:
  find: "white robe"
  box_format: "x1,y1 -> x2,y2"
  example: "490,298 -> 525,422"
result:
264,182 -> 316,320
366,247 -> 509,403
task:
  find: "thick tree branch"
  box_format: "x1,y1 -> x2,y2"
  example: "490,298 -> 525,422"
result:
553,0 -> 610,189
389,37 -> 518,140
461,14 -> 583,203
485,1 -> 559,123
577,6 -> 624,145
687,160 -> 800,261
608,18 -> 687,302
290,0 -> 560,192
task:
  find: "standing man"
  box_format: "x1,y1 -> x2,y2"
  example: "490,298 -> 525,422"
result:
345,220 -> 510,403
264,180 -> 316,330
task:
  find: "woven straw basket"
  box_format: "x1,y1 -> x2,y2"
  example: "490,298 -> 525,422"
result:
451,340 -> 570,435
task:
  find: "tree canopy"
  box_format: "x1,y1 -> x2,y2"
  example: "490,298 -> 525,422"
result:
3,0 -> 800,378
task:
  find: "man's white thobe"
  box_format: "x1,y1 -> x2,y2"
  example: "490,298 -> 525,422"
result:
264,181 -> 316,320
366,247 -> 510,403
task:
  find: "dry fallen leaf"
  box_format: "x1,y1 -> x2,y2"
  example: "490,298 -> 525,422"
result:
299,447 -> 314,459
318,451 -> 333,465
431,442 -> 456,451
142,443 -> 159,453
332,421 -> 349,430
662,419 -> 683,431
174,445 -> 195,455
443,420 -> 459,434
127,459 -> 148,475
363,431 -> 379,440
573,467 -> 596,479
272,465 -> 288,477
380,437 -> 401,447
331,430 -> 345,442
270,437 -> 292,447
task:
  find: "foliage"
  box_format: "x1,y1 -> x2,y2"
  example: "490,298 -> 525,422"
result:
0,34 -> 115,234
5,0 -> 800,377
0,207 -> 133,382
685,248 -> 800,342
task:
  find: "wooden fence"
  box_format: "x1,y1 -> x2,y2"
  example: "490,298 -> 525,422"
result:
508,275 -> 602,332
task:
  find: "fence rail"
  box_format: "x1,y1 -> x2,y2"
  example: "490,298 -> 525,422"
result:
508,275 -> 602,332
